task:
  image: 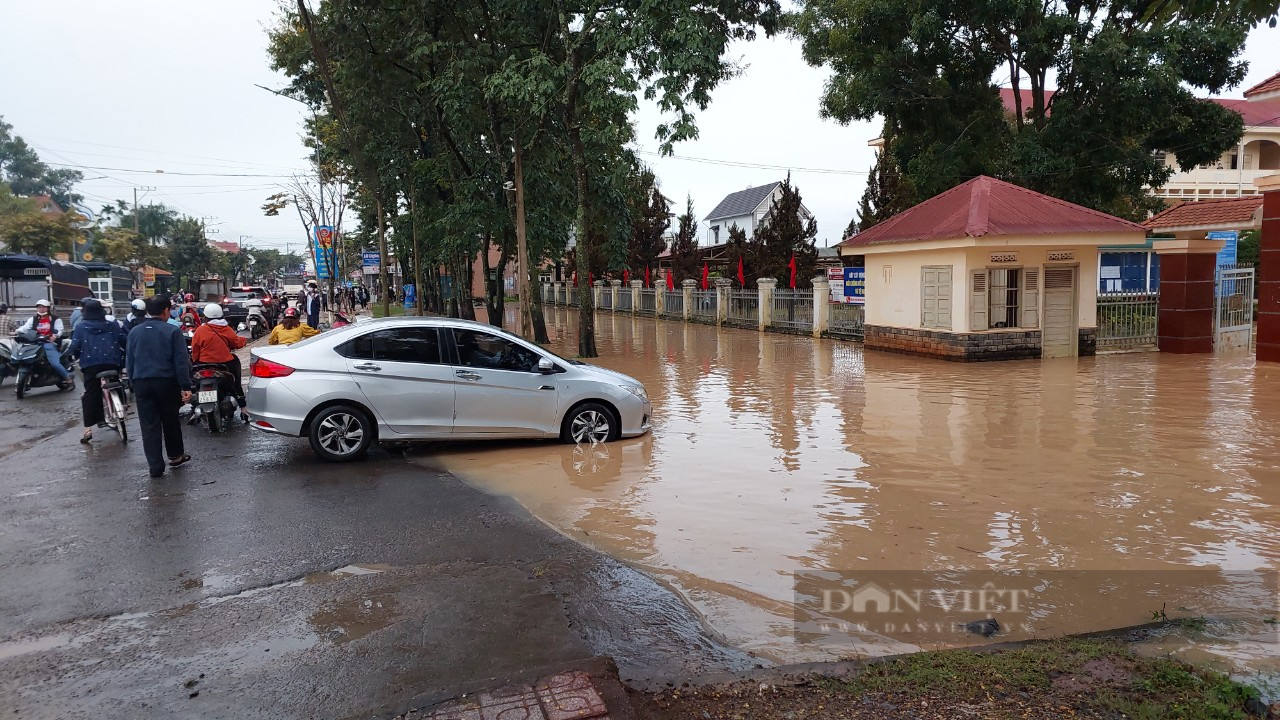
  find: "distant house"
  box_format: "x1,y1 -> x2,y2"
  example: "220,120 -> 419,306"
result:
29,195 -> 63,214
997,88 -> 1280,203
703,182 -> 812,245
210,240 -> 240,254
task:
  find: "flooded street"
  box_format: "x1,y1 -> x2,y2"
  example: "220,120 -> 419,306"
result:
419,308 -> 1279,690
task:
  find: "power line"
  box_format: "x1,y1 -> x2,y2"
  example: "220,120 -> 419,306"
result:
26,135 -> 310,173
43,160 -> 297,178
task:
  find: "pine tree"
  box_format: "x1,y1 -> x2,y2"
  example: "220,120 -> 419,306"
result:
626,167 -> 670,275
749,174 -> 818,288
856,122 -> 914,232
668,196 -> 700,282
726,223 -> 750,286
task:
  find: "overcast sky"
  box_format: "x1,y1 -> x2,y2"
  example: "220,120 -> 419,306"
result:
3,1 -> 1280,252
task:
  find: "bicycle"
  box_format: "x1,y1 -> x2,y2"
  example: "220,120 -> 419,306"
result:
96,369 -> 129,443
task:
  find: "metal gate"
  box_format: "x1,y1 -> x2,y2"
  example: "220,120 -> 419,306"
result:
1215,264 -> 1255,352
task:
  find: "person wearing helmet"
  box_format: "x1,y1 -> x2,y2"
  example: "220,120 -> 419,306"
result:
16,300 -> 72,388
268,306 -> 321,346
68,299 -> 128,443
69,296 -> 94,333
124,298 -> 148,332
177,295 -> 201,328
189,303 -> 249,422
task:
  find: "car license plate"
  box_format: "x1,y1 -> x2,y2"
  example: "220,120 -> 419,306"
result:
198,390 -> 218,404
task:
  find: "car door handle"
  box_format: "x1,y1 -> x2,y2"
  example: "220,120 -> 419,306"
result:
539,385 -> 554,391
353,362 -> 381,372
455,370 -> 482,381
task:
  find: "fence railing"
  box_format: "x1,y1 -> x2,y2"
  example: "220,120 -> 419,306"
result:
726,289 -> 759,326
600,287 -> 613,310
770,289 -> 814,331
1096,291 -> 1158,350
689,290 -> 717,322
616,288 -> 632,312
664,290 -> 684,317
829,302 -> 865,338
638,289 -> 657,316
558,285 -> 568,305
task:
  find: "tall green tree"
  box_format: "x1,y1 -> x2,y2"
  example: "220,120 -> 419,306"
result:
166,217 -> 216,290
626,166 -> 670,279
791,0 -> 1249,219
856,123 -> 914,232
0,117 -> 83,208
667,197 -> 701,283
748,175 -> 818,288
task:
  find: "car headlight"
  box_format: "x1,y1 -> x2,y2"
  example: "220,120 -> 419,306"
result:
621,384 -> 648,402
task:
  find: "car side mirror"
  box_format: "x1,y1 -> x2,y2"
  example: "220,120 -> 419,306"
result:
537,357 -> 555,374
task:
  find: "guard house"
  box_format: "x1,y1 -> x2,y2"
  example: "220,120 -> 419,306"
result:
838,176 -> 1147,361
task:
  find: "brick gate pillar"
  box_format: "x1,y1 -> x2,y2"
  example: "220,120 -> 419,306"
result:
1152,237 -> 1226,354
1256,175 -> 1280,362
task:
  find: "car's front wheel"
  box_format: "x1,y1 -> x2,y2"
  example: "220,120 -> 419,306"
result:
561,402 -> 619,445
308,405 -> 374,462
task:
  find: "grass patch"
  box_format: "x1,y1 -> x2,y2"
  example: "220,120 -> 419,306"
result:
639,638 -> 1265,720
371,304 -> 406,318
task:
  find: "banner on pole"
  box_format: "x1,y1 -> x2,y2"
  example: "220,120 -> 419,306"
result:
313,226 -> 336,280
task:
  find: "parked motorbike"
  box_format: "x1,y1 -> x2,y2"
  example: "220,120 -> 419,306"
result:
181,317 -> 197,350
9,330 -> 75,399
188,363 -> 237,433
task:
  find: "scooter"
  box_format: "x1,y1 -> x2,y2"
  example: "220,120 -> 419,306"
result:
9,330 -> 75,399
181,317 -> 197,349
244,299 -> 269,340
188,363 -> 238,433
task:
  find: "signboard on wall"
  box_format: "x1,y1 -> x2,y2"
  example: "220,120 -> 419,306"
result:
362,251 -> 380,274
1208,231 -> 1238,266
843,267 -> 865,304
828,267 -> 845,302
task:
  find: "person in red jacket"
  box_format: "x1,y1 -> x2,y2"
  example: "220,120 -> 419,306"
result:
189,303 -> 249,422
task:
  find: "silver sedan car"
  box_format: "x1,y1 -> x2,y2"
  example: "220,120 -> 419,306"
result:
246,317 -> 652,462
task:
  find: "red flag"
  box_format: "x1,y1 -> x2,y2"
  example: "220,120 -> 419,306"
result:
589,272 -> 594,286
700,263 -> 709,290
788,255 -> 797,289
737,257 -> 745,286
623,269 -> 630,285
666,270 -> 675,291
645,266 -> 651,288
572,271 -> 578,287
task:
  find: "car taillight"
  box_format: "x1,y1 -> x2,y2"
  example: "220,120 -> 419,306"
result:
251,357 -> 294,378
223,296 -> 230,303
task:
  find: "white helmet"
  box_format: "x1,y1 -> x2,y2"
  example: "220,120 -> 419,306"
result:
35,299 -> 50,307
132,298 -> 146,312
203,303 -> 224,319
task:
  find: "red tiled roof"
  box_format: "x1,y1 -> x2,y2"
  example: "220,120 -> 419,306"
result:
840,176 -> 1146,248
211,241 -> 240,253
998,88 -> 1280,128
1245,71 -> 1280,100
1142,196 -> 1263,230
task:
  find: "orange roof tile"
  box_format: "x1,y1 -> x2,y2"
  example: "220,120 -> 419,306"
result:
1245,71 -> 1280,100
1143,196 -> 1263,230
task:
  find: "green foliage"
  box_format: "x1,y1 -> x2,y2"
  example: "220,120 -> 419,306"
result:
626,165 -> 670,274
667,196 -> 701,283
791,0 -> 1250,219
166,217 -> 216,288
1238,228 -> 1260,265
0,117 -> 83,208
0,205 -> 82,257
857,123 -> 914,232
747,175 -> 819,288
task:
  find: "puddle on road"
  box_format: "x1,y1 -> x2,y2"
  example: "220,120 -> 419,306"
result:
308,595 -> 399,644
423,309 -> 1280,687
0,633 -> 85,661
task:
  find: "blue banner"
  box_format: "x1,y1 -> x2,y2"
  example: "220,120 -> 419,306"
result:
313,226 -> 336,280
843,267 -> 865,304
1208,230 -> 1238,266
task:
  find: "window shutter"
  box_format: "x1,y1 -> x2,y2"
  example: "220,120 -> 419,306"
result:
1021,268 -> 1039,328
921,267 -> 937,328
970,270 -> 988,331
937,265 -> 953,330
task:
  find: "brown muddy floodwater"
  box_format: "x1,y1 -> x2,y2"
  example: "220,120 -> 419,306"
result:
415,308 -> 1279,692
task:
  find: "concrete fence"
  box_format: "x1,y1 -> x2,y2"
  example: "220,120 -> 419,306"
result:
540,275 -> 862,340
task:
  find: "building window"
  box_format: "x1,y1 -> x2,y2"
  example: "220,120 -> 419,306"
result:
920,265 -> 952,330
971,268 -> 1039,330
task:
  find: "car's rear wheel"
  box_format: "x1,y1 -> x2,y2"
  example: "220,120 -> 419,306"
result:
561,402 -> 618,445
308,405 -> 374,462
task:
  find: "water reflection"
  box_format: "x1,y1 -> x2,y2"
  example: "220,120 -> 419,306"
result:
423,308 -> 1279,674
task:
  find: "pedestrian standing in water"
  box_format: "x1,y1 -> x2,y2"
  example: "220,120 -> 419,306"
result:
126,296 -> 192,478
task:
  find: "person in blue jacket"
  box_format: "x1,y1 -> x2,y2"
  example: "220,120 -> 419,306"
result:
69,299 -> 129,444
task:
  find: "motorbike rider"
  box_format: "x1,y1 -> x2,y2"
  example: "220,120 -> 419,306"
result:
69,299 -> 128,443
188,303 -> 249,423
124,298 -> 148,332
177,294 -> 201,327
15,299 -> 72,389
268,307 -> 321,346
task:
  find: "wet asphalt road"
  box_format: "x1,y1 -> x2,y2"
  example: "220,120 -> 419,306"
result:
0,369 -> 754,719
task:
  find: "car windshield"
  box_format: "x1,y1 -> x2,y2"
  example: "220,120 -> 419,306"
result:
228,291 -> 258,300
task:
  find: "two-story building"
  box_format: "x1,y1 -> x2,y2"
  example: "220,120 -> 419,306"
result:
703,182 -> 813,245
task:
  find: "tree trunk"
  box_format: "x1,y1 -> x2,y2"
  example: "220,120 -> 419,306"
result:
513,130 -> 535,340
482,233 -> 501,328
411,193 -> 423,315
565,49 -> 597,358
377,196 -> 389,318
527,249 -> 549,343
